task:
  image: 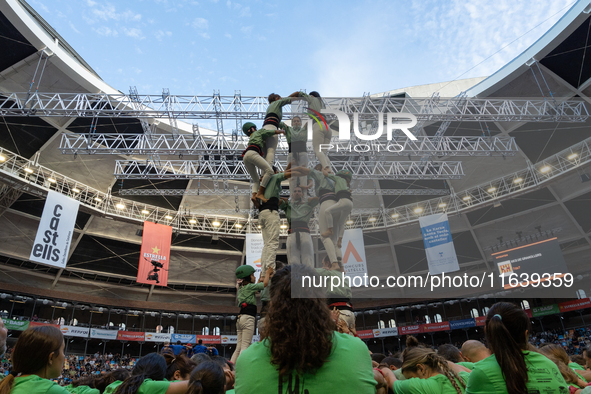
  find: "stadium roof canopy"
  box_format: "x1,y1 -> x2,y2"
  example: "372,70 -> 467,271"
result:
0,0 -> 591,311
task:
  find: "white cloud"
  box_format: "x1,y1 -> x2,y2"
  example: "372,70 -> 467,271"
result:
93,26 -> 118,37
225,33 -> 232,39
68,22 -> 80,34
135,46 -> 143,54
91,3 -> 141,22
240,26 -> 252,35
155,30 -> 173,41
86,0 -> 97,6
123,27 -> 145,39
192,17 -> 208,30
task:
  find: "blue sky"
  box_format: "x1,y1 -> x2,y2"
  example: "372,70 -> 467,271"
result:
29,0 -> 574,97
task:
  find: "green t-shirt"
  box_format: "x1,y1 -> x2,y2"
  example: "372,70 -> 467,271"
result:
11,375 -> 72,394
263,173 -> 286,200
465,352 -> 568,394
237,282 -> 265,306
569,362 -> 585,371
267,97 -> 293,122
289,199 -> 318,224
247,128 -> 277,149
315,268 -> 352,299
64,384 -> 100,394
393,371 -> 470,394
299,92 -> 325,113
103,379 -> 170,394
394,368 -> 407,381
308,168 -> 335,196
326,173 -> 349,194
289,126 -> 308,143
580,386 -> 591,394
235,332 -> 375,394
457,362 -> 475,370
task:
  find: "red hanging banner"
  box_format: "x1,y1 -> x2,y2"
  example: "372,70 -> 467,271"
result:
137,221 -> 172,287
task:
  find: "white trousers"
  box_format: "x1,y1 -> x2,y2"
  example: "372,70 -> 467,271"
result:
243,150 -> 274,193
287,231 -> 314,267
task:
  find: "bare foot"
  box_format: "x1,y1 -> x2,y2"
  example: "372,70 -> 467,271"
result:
256,193 -> 268,203
321,228 -> 333,238
337,238 -> 342,248
251,193 -> 258,205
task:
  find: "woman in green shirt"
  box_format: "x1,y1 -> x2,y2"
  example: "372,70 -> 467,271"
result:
465,302 -> 568,394
391,347 -> 469,394
186,361 -> 225,394
70,369 -> 130,393
0,326 -> 71,394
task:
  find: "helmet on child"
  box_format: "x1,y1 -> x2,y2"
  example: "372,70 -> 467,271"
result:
242,122 -> 256,136
235,265 -> 255,279
336,170 -> 352,181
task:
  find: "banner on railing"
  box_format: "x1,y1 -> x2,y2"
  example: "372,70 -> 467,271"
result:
90,328 -> 118,340
29,190 -> 79,268
197,335 -> 221,344
221,335 -> 237,344
117,331 -> 145,341
171,333 -> 196,344
421,322 -> 450,332
4,319 -> 29,331
60,325 -> 89,338
448,319 -> 476,330
144,333 -> 171,342
137,221 -> 172,287
372,327 -> 398,338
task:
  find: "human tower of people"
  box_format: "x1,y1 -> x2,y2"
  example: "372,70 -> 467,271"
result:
2,93 -> 591,393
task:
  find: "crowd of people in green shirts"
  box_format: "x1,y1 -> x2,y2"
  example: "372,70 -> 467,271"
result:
2,270 -> 591,394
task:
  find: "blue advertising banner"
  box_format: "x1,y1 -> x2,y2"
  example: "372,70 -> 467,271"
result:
419,213 -> 460,275
449,318 -> 476,330
171,333 -> 196,343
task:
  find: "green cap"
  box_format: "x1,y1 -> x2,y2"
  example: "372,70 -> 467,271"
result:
235,265 -> 255,279
336,169 -> 352,181
242,122 -> 256,135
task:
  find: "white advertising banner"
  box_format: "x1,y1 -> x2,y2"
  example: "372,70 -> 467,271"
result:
245,233 -> 264,282
372,327 -> 399,338
221,335 -> 237,344
144,333 -> 171,342
419,213 -> 460,275
60,325 -> 89,338
90,328 -> 118,340
29,190 -> 79,268
341,229 -> 368,278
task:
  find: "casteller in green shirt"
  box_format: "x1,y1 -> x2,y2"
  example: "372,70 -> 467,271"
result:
235,332 -> 375,393
237,282 -> 265,307
393,371 -> 470,394
456,361 -> 475,370
64,384 -> 100,394
263,172 -> 286,201
103,379 -> 170,394
10,375 -> 72,394
466,351 -> 568,394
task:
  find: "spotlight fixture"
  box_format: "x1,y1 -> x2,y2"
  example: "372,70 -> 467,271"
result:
513,177 -> 523,184
116,203 -> 125,209
414,207 -> 423,214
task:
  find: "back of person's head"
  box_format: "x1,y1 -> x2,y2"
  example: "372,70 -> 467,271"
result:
571,354 -> 586,366
485,302 -> 531,394
187,361 -> 225,394
114,353 -> 166,394
371,353 -> 386,364
177,341 -> 182,345
274,260 -> 285,271
0,326 -> 63,394
437,344 -> 463,363
401,335 -> 426,361
401,347 -> 465,394
162,349 -> 197,381
460,340 -> 491,363
309,91 -> 321,98
198,339 -> 203,345
262,264 -> 335,377
381,357 -> 402,370
73,368 -> 130,393
538,343 -> 570,365
538,348 -> 581,386
268,93 -> 280,103
191,353 -> 212,366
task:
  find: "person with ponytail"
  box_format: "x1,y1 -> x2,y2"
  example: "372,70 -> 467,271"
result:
466,302 -> 569,394
538,345 -> 587,389
104,353 -> 189,394
234,264 -> 376,393
186,361 -> 225,394
161,349 -> 197,381
0,326 -> 73,394
390,346 -> 469,394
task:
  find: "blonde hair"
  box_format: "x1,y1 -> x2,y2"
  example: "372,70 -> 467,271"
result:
401,347 -> 466,394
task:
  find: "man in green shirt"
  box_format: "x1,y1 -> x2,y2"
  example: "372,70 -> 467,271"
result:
285,116 -> 310,191
281,186 -> 318,267
262,92 -> 304,166
300,91 -> 333,169
241,122 -> 285,204
460,340 -> 491,364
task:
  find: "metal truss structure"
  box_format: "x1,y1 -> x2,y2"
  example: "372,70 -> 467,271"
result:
116,188 -> 451,196
0,93 -> 588,122
113,160 -> 465,180
0,136 -> 589,236
59,133 -> 518,157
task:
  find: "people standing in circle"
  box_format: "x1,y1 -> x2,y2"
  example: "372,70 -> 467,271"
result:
281,186 -> 318,267
231,265 -> 273,364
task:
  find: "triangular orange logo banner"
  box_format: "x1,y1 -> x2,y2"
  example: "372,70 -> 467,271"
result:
343,240 -> 363,265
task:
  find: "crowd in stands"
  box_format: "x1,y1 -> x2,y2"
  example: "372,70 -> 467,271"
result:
0,265 -> 591,393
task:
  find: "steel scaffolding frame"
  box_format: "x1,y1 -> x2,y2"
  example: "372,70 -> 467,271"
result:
0,136 -> 588,236
0,92 -> 588,122
116,188 -> 451,196
58,133 -> 518,157
112,159 -> 465,180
